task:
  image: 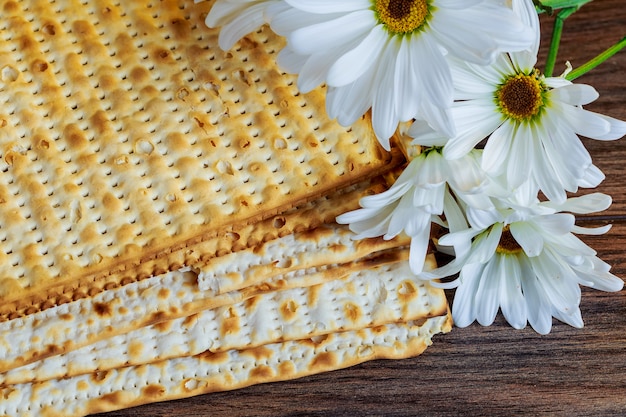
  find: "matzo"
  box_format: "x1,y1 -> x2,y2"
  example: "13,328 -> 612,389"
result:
0,227 -> 411,373
2,173 -> 392,324
0,0 -> 401,318
0,315 -> 451,417
196,223 -> 411,293
0,254 -> 442,385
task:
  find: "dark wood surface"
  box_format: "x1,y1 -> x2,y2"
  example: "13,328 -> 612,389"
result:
94,3 -> 626,416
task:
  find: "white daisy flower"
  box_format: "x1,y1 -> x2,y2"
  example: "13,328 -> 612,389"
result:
336,145 -> 490,274
424,193 -> 624,334
267,0 -> 536,150
442,10 -> 626,202
199,0 -> 280,51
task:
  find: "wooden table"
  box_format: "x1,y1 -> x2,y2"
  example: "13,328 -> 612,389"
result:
95,2 -> 626,416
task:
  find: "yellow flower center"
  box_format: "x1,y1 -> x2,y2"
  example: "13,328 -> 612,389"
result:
375,0 -> 431,35
496,225 -> 523,255
496,71 -> 546,122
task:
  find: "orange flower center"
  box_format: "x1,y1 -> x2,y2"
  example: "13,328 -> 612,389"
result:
496,71 -> 546,122
375,0 -> 431,35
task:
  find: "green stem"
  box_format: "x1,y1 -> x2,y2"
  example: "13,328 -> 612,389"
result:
566,36 -> 626,80
544,7 -> 578,77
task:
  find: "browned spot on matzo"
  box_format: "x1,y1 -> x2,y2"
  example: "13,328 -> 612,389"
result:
143,384 -> 166,399
344,302 -> 362,323
310,352 -> 338,370
240,346 -> 275,362
93,302 -> 112,318
250,365 -> 275,380
398,280 -> 419,303
279,299 -> 299,321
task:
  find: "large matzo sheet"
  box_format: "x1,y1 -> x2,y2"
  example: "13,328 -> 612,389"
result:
0,0 -> 400,320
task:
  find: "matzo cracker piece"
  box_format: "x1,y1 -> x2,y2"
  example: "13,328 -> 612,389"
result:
0,315 -> 452,417
4,174 -> 391,323
0,254 -> 443,386
0,0 -> 401,318
196,223 -> 411,293
0,230 -> 410,374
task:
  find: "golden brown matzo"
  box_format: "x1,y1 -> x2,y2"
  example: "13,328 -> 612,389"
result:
0,0 -> 401,318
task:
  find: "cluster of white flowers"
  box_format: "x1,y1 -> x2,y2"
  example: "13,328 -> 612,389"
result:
200,0 -> 625,334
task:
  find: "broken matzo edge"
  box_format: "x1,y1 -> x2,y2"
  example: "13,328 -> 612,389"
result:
195,223 -> 411,293
0,225 -> 411,374
0,253 -> 445,385
0,314 -> 452,417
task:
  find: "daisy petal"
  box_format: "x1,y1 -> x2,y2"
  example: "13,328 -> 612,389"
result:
561,106 -> 612,139
451,263 -> 484,327
326,65 -> 376,127
510,222 -> 543,257
415,34 -> 453,109
587,113 -> 626,140
268,5 -> 334,35
283,0 -> 370,13
512,0 -> 540,57
444,101 -> 503,160
217,3 -> 268,50
431,5 -> 533,65
505,123 -> 534,189
576,268 -> 624,292
550,83 -> 599,106
499,255 -> 527,329
475,257 -> 501,326
443,190 -> 469,233
520,261 -> 553,334
532,252 -> 581,314
408,221 -> 432,274
288,10 -> 373,56
205,2 -> 244,27
277,47 -> 306,74
394,37 -> 420,121
571,224 -> 612,236
482,121 -> 514,175
553,308 -> 584,329
547,192 -> 612,215
578,164 -> 605,189
466,223 -> 502,265
371,43 -> 401,146
449,58 -> 504,99
441,0 -> 482,8
532,213 -> 575,237
327,25 -> 387,87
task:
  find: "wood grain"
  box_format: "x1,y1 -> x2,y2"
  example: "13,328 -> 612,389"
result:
92,2 -> 626,416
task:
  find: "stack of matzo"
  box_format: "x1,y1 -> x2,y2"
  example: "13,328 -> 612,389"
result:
0,1 -> 452,415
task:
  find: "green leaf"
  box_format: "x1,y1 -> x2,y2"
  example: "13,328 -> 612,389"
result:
534,0 -> 553,14
535,0 -> 593,13
538,0 -> 593,9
